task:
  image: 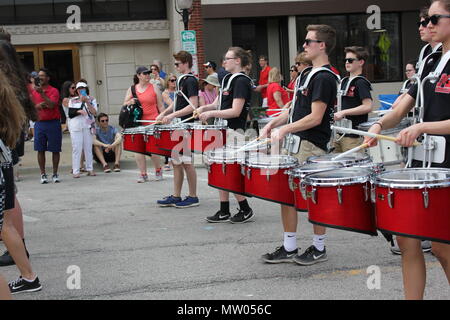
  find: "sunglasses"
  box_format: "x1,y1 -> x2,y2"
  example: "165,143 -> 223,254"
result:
100,119 -> 109,123
417,18 -> 430,28
290,69 -> 297,72
429,14 -> 450,25
70,86 -> 76,89
345,58 -> 358,64
142,71 -> 151,75
169,79 -> 176,82
151,68 -> 158,71
174,62 -> 181,67
304,39 -> 323,46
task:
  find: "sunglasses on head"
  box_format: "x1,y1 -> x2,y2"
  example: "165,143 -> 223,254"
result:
304,39 -> 323,46
345,58 -> 358,64
429,14 -> 450,25
417,17 -> 430,27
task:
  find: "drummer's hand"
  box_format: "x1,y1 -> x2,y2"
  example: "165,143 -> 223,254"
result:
364,124 -> 382,147
162,115 -> 174,124
270,127 -> 286,144
259,124 -> 271,139
155,113 -> 165,123
333,111 -> 345,121
396,123 -> 423,147
199,111 -> 213,122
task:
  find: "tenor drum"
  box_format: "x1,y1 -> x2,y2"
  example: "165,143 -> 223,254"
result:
307,153 -> 372,167
188,124 -> 227,153
373,168 -> 450,244
123,127 -> 148,155
243,154 -> 298,206
287,162 -> 344,212
305,167 -> 376,235
154,124 -> 190,156
205,147 -> 246,195
358,117 -> 411,164
144,126 -> 164,156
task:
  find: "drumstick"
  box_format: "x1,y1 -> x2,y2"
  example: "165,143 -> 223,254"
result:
331,125 -> 421,147
135,120 -> 156,123
331,143 -> 370,161
178,116 -> 196,125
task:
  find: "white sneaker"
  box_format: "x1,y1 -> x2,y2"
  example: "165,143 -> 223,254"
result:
137,174 -> 149,183
421,240 -> 432,253
155,170 -> 163,181
40,174 -> 48,184
52,174 -> 60,183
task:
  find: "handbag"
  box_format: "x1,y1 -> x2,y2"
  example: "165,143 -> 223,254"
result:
119,85 -> 143,129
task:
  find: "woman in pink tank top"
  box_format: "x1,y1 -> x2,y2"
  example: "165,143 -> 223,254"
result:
123,67 -> 165,182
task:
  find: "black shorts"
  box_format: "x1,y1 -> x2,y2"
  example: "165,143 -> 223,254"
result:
1,162 -> 15,211
93,147 -> 116,164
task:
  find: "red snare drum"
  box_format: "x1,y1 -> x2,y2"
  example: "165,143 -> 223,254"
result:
205,147 -> 246,195
287,163 -> 344,212
244,154 -> 298,206
373,168 -> 450,244
189,124 -> 227,154
144,126 -> 166,156
123,127 -> 147,155
154,124 -> 191,156
305,167 -> 376,236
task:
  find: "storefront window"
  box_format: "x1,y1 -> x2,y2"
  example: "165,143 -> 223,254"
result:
296,13 -> 402,82
0,0 -> 167,25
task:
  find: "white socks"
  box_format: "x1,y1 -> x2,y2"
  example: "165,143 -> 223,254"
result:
313,234 -> 326,252
283,232 -> 297,252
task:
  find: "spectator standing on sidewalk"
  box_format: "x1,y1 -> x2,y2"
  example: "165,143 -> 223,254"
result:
60,81 -> 76,132
30,68 -> 61,184
68,81 -> 98,178
254,55 -> 271,108
93,113 -> 122,173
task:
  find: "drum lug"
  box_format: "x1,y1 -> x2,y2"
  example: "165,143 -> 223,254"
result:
337,186 -> 343,205
131,135 -> 134,142
370,184 -> 376,203
388,189 -> 394,209
364,183 -> 369,202
422,189 -> 429,209
241,165 -> 245,176
144,135 -> 148,143
288,175 -> 295,191
247,167 -> 251,180
266,170 -> 270,182
300,181 -> 307,200
206,163 -> 211,174
222,162 -> 226,174
311,188 -> 317,204
155,131 -> 160,139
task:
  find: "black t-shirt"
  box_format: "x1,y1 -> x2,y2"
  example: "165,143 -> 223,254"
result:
220,73 -> 252,131
407,52 -> 450,168
175,74 -> 198,122
292,65 -> 338,151
340,76 -> 372,130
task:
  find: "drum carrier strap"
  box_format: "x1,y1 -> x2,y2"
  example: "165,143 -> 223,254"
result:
173,73 -> 198,114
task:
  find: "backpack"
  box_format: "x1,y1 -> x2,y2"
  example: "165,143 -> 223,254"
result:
119,86 -> 143,129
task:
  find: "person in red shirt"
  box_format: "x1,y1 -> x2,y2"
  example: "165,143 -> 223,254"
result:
286,65 -> 299,101
31,68 -> 61,184
255,55 -> 271,107
266,67 -> 290,116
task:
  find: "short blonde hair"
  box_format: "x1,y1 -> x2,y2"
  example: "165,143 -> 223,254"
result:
165,73 -> 177,89
296,52 -> 312,66
268,67 -> 282,83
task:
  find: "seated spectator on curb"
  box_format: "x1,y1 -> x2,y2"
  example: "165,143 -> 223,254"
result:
93,113 -> 122,173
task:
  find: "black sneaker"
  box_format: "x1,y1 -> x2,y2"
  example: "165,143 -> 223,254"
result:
8,276 -> 42,294
262,246 -> 298,264
206,211 -> 230,223
0,250 -> 30,267
229,208 -> 254,224
294,245 -> 328,266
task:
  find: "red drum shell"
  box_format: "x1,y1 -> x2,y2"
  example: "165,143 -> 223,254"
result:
307,183 -> 376,235
292,176 -> 308,212
145,133 -> 170,157
123,132 -> 147,155
208,162 -> 246,195
244,167 -> 294,206
190,128 -> 226,153
375,186 -> 450,244
155,128 -> 191,156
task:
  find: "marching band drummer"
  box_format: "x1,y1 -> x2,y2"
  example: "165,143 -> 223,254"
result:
155,51 -> 200,208
332,46 -> 373,153
259,25 -> 339,265
364,0 -> 450,300
195,47 -> 255,224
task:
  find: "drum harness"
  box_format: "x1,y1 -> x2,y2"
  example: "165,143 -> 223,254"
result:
285,67 -> 340,155
333,75 -> 372,143
406,49 -> 450,168
172,73 -> 198,125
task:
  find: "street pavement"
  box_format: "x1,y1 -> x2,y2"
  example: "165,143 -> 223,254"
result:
1,135 -> 449,300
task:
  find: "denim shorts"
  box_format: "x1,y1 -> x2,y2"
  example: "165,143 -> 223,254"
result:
34,119 -> 62,152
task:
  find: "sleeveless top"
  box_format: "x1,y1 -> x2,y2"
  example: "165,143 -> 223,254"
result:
136,84 -> 159,121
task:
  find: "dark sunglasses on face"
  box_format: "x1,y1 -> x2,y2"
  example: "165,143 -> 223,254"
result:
290,69 -> 296,72
169,79 -> 176,82
417,17 -> 430,27
429,14 -> 450,25
345,58 -> 358,64
304,39 -> 323,46
100,119 -> 108,123
142,71 -> 151,75
174,62 -> 181,67
70,86 -> 76,89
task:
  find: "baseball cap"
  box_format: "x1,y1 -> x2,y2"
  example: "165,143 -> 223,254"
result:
76,82 -> 88,89
136,66 -> 150,74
